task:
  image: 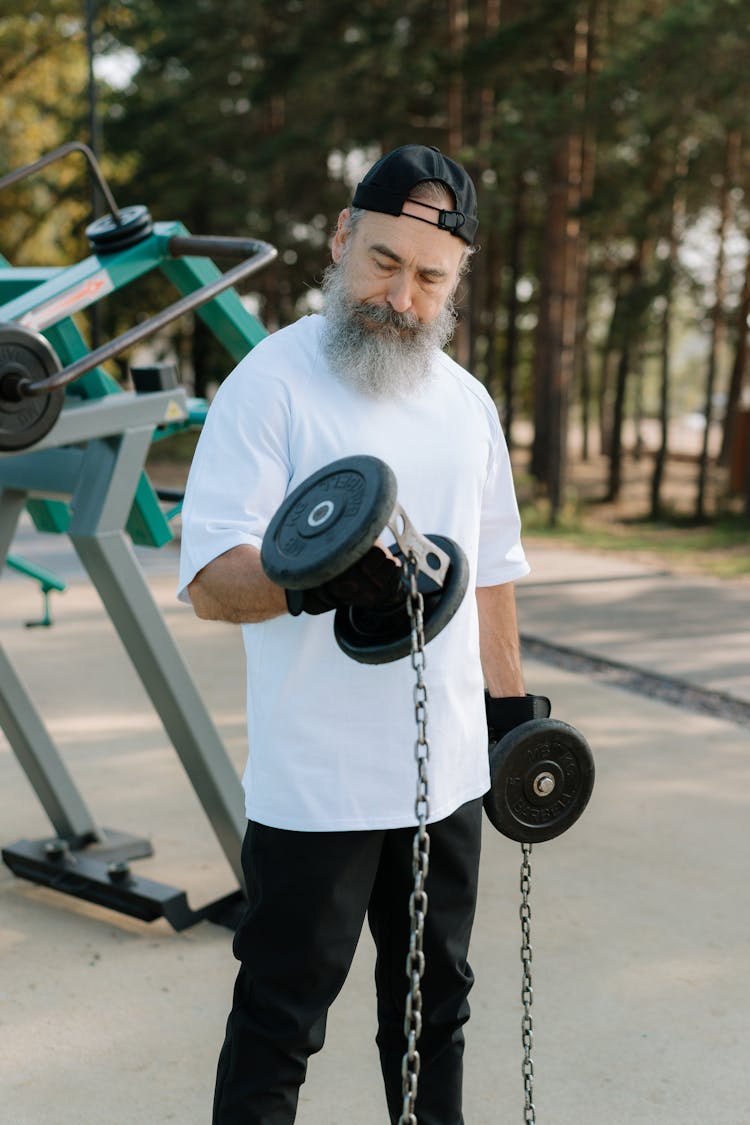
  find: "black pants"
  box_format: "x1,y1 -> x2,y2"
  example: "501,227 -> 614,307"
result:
213,798 -> 483,1125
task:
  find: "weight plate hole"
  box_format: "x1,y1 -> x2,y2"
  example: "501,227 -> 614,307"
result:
532,772 -> 556,798
307,500 -> 336,528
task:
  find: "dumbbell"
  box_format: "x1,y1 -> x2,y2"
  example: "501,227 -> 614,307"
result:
261,454 -> 469,664
484,717 -> 595,843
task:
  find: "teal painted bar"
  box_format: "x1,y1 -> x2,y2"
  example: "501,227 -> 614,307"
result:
2,220 -> 269,549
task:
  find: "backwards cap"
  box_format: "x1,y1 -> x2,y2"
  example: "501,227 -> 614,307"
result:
351,144 -> 478,245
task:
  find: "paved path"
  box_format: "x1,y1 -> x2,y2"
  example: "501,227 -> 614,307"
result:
1,537 -> 749,1124
517,542 -> 750,705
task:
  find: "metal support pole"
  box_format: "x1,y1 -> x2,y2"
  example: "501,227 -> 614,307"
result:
62,426 -> 246,885
1,394 -> 246,889
0,643 -> 100,843
70,528 -> 246,883
0,485 -> 100,841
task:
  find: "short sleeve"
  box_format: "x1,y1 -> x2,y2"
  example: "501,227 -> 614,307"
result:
177,351 -> 292,602
475,415 -> 530,587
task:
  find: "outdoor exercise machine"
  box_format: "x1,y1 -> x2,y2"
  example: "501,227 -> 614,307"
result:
0,143 -> 276,930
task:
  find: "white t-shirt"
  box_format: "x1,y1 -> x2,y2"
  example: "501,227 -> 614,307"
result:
178,314 -> 529,831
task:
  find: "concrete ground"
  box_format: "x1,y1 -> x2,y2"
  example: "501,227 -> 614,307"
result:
1,531 -> 749,1124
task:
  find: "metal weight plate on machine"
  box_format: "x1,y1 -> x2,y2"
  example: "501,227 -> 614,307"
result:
334,533 -> 469,665
484,719 -> 595,843
261,455 -> 398,588
85,205 -> 154,253
0,323 -> 65,452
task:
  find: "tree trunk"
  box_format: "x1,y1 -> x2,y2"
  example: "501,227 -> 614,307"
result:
530,9 -> 588,518
695,130 -> 739,520
719,236 -> 750,466
651,264 -> 674,519
530,181 -> 552,484
548,139 -> 580,520
575,0 -> 599,462
530,135 -> 581,514
482,224 -> 502,399
650,156 -> 685,519
632,345 -> 645,461
503,173 -> 525,446
469,0 -> 503,387
606,339 -> 630,501
447,0 -> 470,368
578,304 -> 591,461
606,244 -> 648,502
597,279 -> 621,459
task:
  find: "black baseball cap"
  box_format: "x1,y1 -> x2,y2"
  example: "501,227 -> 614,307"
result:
351,144 -> 478,245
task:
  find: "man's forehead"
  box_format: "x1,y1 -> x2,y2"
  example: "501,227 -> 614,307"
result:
353,207 -> 464,272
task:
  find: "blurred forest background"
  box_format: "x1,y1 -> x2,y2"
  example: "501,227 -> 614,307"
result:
2,0 -> 750,571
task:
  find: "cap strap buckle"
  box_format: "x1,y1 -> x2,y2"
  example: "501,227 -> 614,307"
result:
403,197 -> 466,234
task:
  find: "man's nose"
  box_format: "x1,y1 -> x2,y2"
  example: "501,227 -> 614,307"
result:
386,273 -> 413,313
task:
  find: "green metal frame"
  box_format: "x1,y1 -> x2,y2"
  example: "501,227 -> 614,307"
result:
0,162 -> 275,926
5,553 -> 66,627
0,223 -> 268,547
0,390 -> 248,926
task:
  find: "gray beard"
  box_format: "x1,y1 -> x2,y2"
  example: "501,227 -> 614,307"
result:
320,259 -> 457,400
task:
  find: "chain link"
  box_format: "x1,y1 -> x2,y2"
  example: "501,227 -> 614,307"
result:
520,841 -> 535,1123
399,554 -> 430,1125
397,561 -> 540,1125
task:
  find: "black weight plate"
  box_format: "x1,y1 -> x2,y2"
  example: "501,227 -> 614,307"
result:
261,455 -> 398,588
0,323 -> 65,452
85,205 -> 154,253
484,718 -> 595,843
86,204 -> 152,243
334,534 -> 469,665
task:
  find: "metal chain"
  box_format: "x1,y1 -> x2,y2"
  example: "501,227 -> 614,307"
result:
396,561 -> 540,1125
520,841 -> 536,1123
398,553 -> 430,1125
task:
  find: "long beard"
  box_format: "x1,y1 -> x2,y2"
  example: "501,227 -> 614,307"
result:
320,258 -> 458,399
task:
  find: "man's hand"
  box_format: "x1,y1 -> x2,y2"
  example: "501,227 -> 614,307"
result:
286,545 -> 404,616
485,691 -> 551,745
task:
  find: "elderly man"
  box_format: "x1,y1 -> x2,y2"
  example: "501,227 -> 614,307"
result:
178,144 -> 533,1125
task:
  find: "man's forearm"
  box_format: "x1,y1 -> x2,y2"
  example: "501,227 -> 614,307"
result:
189,545 -> 287,624
476,583 -> 525,697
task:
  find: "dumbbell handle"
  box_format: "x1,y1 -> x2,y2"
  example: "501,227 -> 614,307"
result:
15,235 -> 277,398
387,502 -> 451,588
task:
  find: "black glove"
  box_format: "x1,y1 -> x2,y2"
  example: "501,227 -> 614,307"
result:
286,545 -> 404,617
485,691 -> 551,745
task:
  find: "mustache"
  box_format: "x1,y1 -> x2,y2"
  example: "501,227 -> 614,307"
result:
349,302 -> 421,335
319,254 -> 459,400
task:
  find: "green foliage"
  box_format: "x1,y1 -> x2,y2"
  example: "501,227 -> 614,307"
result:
0,3 -> 90,262
2,0 -> 750,520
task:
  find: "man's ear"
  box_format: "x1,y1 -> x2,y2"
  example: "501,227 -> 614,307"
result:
331,208 -> 351,263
